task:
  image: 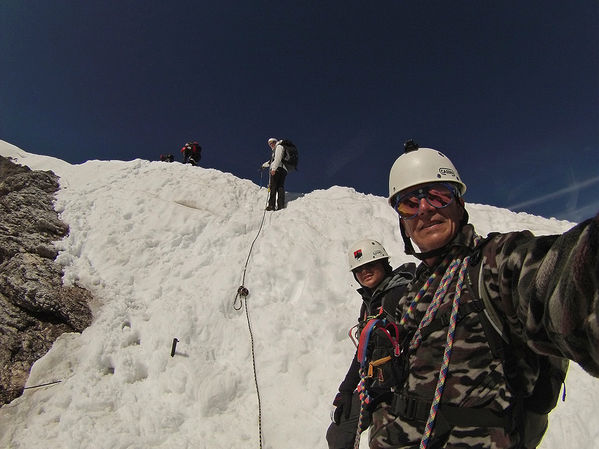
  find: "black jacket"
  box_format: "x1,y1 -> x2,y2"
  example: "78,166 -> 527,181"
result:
337,264 -> 415,394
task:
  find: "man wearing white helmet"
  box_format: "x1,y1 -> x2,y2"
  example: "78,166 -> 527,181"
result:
262,137 -> 288,211
327,239 -> 415,449
362,140 -> 599,449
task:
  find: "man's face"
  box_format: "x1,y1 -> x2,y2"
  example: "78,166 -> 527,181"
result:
353,260 -> 386,289
399,183 -> 464,253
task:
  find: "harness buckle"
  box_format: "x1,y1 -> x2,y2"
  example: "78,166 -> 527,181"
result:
403,397 -> 418,421
393,394 -> 419,421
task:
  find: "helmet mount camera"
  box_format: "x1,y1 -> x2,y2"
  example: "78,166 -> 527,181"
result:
404,139 -> 419,153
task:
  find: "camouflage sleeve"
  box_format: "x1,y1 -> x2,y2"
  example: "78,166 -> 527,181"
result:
484,213 -> 599,376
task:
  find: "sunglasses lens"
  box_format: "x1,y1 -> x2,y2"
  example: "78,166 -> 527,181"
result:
394,184 -> 456,218
396,196 -> 421,218
426,186 -> 454,208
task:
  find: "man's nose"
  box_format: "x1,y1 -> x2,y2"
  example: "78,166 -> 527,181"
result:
417,196 -> 434,214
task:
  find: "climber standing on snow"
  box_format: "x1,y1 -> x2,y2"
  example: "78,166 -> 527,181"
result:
261,137 -> 287,211
326,239 -> 414,449
181,141 -> 201,166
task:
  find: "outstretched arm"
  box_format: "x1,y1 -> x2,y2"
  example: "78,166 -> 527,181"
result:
484,213 -> 599,376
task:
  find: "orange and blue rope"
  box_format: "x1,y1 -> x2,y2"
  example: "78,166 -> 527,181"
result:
418,255 -> 471,448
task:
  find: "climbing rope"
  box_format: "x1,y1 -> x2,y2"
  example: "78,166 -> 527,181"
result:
396,253 -> 454,328
231,179 -> 271,449
352,317 -> 379,448
396,240 -> 480,449
353,315 -> 402,449
418,255 -> 472,449
408,257 -> 462,351
353,368 -> 370,449
233,173 -> 270,311
236,285 -> 264,449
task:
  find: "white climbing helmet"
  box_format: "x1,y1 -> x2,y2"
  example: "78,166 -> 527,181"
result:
388,145 -> 466,204
348,239 -> 389,271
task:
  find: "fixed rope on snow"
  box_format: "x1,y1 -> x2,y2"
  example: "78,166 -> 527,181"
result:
230,182 -> 271,449
233,172 -> 270,311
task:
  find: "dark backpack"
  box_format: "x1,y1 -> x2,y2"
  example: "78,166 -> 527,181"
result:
279,139 -> 298,170
190,142 -> 201,156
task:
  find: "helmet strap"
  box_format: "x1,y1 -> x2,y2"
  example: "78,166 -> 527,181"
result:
399,218 -> 416,256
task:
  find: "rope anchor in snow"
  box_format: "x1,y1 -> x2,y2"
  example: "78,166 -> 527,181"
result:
171,338 -> 179,357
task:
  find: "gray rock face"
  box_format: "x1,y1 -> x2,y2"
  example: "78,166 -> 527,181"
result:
0,155 -> 93,405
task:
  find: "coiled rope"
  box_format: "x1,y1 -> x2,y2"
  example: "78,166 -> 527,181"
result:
232,173 -> 271,449
400,241 -> 479,449
416,256 -> 472,449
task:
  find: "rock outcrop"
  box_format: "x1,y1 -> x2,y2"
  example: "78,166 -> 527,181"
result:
0,155 -> 93,405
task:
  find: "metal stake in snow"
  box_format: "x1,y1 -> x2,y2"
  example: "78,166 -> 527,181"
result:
170,338 -> 179,357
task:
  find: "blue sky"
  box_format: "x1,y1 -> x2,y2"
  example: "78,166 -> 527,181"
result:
1,1 -> 598,222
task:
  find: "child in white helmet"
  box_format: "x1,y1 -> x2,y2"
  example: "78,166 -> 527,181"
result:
326,239 -> 415,449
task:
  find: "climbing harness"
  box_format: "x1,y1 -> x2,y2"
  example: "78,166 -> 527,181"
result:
352,315 -> 402,449
348,323 -> 360,348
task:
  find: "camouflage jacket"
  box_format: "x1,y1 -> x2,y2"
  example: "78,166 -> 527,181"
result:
369,216 -> 599,449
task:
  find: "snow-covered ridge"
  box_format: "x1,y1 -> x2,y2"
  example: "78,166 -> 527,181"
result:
0,140 -> 596,449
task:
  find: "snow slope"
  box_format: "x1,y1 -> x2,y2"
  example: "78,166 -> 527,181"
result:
0,140 -> 597,448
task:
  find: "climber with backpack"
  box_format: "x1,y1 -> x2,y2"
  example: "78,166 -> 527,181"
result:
181,141 -> 201,166
261,137 -> 298,211
326,239 -> 415,449
360,140 -> 599,449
